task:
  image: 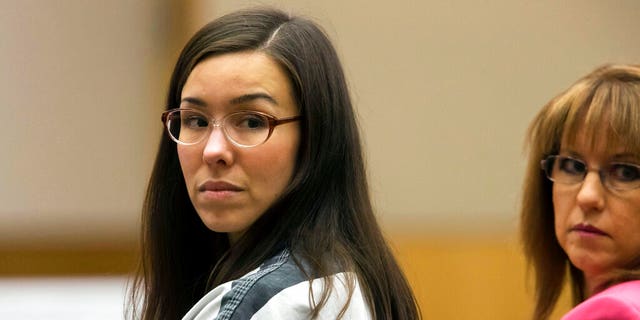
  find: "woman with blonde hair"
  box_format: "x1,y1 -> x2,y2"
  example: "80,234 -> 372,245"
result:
521,64 -> 640,319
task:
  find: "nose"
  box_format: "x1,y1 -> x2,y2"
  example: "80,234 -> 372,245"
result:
576,170 -> 606,213
202,126 -> 233,166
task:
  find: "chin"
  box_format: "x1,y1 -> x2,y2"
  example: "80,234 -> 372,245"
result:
197,215 -> 235,233
570,255 -> 613,275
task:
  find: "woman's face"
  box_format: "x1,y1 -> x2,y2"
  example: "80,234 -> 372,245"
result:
553,125 -> 640,292
177,51 -> 300,243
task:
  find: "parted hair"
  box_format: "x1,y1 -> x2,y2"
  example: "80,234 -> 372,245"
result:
521,64 -> 640,320
129,7 -> 420,320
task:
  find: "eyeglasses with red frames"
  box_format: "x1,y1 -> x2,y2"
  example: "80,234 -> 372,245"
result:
161,108 -> 301,147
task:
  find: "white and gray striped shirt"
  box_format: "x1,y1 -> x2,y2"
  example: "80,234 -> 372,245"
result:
182,249 -> 372,320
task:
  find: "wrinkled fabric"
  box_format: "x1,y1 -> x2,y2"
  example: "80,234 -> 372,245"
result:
562,280 -> 640,320
182,249 -> 372,320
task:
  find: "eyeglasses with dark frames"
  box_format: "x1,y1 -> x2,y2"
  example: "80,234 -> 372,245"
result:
540,155 -> 640,191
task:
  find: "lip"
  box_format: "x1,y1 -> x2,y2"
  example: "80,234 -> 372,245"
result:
198,180 -> 244,192
570,223 -> 608,237
197,180 -> 244,200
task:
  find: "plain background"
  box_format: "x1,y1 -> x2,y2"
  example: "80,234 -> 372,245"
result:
2,0 -> 639,247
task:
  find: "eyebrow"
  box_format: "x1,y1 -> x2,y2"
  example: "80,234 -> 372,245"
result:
180,93 -> 278,108
560,149 -> 639,162
229,93 -> 278,106
610,153 -> 640,162
180,97 -> 207,107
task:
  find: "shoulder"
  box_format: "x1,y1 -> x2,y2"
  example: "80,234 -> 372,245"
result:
251,271 -> 372,320
181,250 -> 295,320
561,280 -> 640,320
182,249 -> 372,320
226,250 -> 311,319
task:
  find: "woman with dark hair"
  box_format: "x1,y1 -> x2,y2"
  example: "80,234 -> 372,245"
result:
521,64 -> 640,319
129,7 -> 420,320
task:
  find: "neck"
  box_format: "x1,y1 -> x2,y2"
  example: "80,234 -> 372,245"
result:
227,232 -> 241,245
583,271 -> 611,298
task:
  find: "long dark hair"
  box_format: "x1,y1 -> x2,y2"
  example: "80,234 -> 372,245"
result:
521,64 -> 640,319
130,7 -> 420,320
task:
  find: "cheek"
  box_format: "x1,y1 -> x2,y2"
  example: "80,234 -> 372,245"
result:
610,198 -> 640,234
177,145 -> 200,181
247,138 -> 299,187
609,200 -> 640,262
551,185 -> 571,217
249,148 -> 296,182
552,186 -> 569,239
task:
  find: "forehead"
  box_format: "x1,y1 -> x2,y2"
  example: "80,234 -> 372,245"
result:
553,71 -> 640,156
561,120 -> 636,156
180,51 -> 296,112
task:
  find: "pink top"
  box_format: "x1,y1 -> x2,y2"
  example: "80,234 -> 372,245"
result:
562,280 -> 640,320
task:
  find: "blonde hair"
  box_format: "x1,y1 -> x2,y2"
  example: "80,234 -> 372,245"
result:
521,64 -> 640,320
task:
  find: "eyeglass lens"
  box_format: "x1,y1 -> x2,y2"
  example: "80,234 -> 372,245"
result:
542,155 -> 640,190
165,109 -> 272,147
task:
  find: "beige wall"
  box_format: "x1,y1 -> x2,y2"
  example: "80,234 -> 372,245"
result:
0,0 -> 167,248
3,0 -> 638,247
204,0 -> 640,235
